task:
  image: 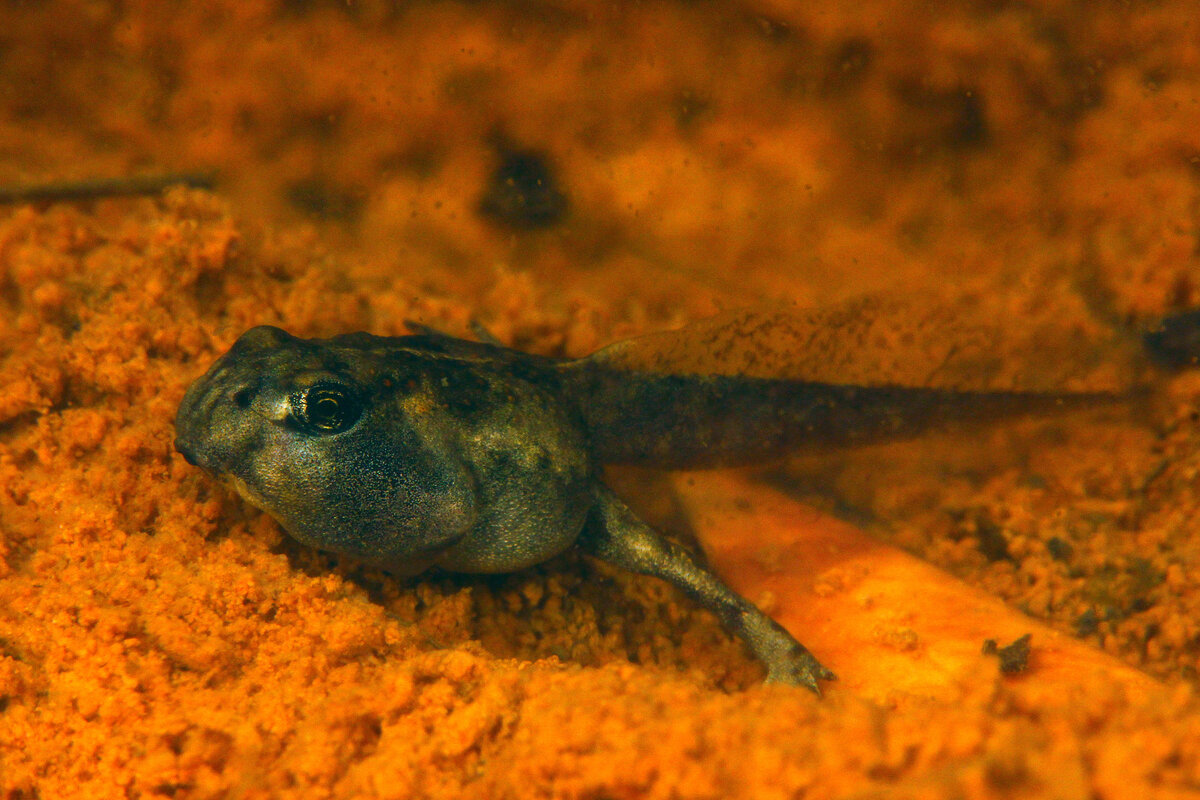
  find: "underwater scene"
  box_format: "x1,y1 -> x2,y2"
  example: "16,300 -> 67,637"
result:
1,1 -> 1199,797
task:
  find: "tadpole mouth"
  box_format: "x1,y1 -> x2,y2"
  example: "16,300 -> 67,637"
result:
175,438 -> 199,466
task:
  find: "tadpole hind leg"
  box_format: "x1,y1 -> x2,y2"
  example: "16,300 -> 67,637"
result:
579,483 -> 836,694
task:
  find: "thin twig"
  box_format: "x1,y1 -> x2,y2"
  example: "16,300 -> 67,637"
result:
0,172 -> 216,204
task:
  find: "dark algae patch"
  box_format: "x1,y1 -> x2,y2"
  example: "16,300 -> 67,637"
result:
478,144 -> 569,230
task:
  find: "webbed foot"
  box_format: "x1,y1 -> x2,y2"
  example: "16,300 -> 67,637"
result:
764,642 -> 836,694
583,483 -> 835,694
740,609 -> 835,693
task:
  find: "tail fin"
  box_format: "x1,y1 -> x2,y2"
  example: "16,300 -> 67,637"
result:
560,362 -> 1122,468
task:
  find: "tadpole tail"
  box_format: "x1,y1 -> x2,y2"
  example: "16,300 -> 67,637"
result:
559,363 -> 1125,469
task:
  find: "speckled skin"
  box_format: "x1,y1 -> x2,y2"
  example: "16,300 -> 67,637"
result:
174,325 -> 593,576
174,322 -> 1126,692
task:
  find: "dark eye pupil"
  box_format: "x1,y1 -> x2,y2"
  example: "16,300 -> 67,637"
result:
310,395 -> 341,427
292,383 -> 360,434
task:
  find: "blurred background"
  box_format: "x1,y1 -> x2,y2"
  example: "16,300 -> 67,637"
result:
3,0 -> 1196,338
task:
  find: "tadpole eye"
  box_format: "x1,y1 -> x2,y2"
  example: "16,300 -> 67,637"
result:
290,382 -> 362,434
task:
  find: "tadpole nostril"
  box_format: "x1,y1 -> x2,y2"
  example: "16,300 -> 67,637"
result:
233,387 -> 254,409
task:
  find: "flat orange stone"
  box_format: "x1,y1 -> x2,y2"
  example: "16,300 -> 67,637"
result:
674,470 -> 1160,706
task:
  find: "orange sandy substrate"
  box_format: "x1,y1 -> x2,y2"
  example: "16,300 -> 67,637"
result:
3,1 -> 1200,797
0,191 -> 1195,800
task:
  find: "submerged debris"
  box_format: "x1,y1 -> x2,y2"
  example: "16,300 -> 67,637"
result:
983,633 -> 1033,674
0,172 -> 214,204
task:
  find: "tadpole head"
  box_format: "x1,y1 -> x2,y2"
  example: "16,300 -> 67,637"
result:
173,324 -> 479,567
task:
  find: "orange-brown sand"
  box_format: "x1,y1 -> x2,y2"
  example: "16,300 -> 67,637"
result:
2,1 -> 1200,797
